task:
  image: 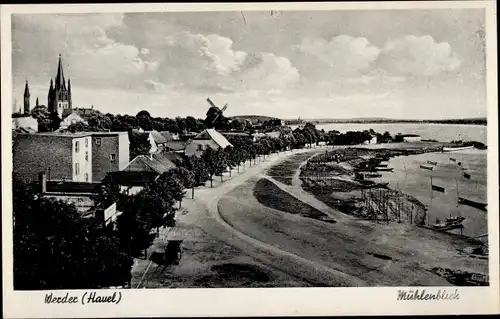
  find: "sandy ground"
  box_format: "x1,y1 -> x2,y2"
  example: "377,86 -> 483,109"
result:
131,148 -> 322,288
219,175 -> 488,286
132,145 -> 487,288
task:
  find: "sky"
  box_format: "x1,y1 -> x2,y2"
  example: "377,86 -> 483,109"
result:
11,9 -> 487,119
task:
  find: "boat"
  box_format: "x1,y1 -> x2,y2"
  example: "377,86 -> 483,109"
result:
449,157 -> 457,162
443,145 -> 474,152
432,216 -> 465,231
426,160 -> 438,165
375,181 -> 389,187
375,167 -> 393,172
420,164 -> 434,170
363,172 -> 382,178
458,197 -> 487,211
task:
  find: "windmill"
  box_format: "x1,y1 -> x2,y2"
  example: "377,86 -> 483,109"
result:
206,97 -> 228,128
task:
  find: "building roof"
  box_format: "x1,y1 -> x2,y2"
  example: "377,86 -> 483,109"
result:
222,132 -> 252,137
264,131 -> 281,138
193,129 -> 232,149
16,132 -> 91,138
63,108 -> 102,121
159,131 -> 177,141
145,131 -> 168,144
161,151 -> 184,164
165,141 -> 187,151
107,171 -> 158,186
12,116 -> 38,126
123,153 -> 176,175
91,131 -> 128,137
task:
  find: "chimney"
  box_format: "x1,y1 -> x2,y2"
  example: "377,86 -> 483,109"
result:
39,172 -> 47,194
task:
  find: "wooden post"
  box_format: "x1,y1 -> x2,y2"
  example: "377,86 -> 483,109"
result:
430,176 -> 433,205
191,187 -> 194,199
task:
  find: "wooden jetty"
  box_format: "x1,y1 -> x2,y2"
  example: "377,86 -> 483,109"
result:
458,197 -> 487,211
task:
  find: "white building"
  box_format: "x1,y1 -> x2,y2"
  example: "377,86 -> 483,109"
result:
12,116 -> 38,133
402,134 -> 421,142
184,129 -> 232,157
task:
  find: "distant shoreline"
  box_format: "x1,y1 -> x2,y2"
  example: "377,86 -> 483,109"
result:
286,120 -> 487,126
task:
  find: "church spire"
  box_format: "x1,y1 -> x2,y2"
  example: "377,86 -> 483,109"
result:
23,80 -> 30,114
55,53 -> 66,90
24,80 -> 30,97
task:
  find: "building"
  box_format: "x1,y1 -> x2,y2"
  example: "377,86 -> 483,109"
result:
184,129 -> 232,157
12,116 -> 38,133
145,131 -> 168,151
222,132 -> 256,143
47,54 -> 72,119
159,131 -> 180,142
13,132 -> 92,183
58,107 -> 106,130
395,134 -> 422,143
36,172 -> 119,227
111,153 -> 177,195
164,141 -> 188,153
90,131 -> 130,182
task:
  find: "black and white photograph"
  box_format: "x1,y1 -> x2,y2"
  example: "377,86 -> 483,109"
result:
2,1 -> 498,317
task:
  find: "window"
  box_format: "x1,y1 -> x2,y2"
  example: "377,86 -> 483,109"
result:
110,154 -> 116,163
85,151 -> 89,162
75,141 -> 79,153
197,144 -> 203,151
85,138 -> 89,148
75,163 -> 80,175
95,138 -> 102,145
84,173 -> 89,182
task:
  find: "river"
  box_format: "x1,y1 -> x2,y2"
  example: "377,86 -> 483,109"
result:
290,123 -> 487,144
381,148 -> 488,238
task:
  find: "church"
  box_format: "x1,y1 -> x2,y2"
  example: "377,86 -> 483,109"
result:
48,53 -> 72,119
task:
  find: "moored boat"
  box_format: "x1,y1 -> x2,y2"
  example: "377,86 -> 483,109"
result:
420,164 -> 434,170
443,145 -> 474,152
375,167 -> 393,172
426,160 -> 438,165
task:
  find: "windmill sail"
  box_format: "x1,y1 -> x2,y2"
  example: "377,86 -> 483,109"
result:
463,172 -> 471,179
220,103 -> 228,113
206,98 -> 217,109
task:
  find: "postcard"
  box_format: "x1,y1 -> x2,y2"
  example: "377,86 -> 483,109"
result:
1,1 -> 498,318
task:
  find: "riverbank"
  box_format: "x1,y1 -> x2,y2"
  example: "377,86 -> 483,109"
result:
297,143 -> 489,273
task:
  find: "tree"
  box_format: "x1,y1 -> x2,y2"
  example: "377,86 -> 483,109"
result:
116,195 -> 157,258
13,179 -> 133,289
136,110 -> 153,131
202,147 -> 227,187
129,130 -> 151,160
170,167 -> 196,199
185,155 -> 210,187
67,121 -> 91,132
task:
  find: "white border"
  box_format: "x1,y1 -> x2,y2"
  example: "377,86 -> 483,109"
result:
2,2 -> 499,318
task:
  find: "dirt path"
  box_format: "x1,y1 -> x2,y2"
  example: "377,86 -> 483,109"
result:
133,148 -> 328,287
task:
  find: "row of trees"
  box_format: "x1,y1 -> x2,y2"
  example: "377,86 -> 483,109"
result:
30,105 -> 285,136
14,166 -> 195,290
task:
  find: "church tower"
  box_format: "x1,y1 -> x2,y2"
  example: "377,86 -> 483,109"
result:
23,80 -> 30,115
48,54 -> 72,118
